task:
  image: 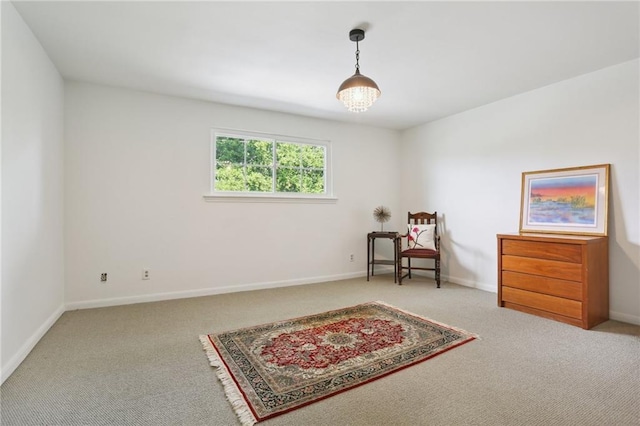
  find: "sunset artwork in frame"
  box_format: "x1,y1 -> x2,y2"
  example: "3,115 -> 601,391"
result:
519,164 -> 610,236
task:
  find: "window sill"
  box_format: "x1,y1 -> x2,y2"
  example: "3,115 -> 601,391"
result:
203,193 -> 338,204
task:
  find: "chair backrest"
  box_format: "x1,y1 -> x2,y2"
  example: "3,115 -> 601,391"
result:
408,211 -> 437,226
408,211 -> 438,236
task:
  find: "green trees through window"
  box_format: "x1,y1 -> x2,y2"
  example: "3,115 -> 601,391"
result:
214,133 -> 327,195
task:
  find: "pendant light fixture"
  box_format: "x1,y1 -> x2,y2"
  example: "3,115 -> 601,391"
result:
336,28 -> 381,113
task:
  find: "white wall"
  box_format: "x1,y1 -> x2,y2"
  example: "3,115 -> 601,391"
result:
401,60 -> 640,324
64,82 -> 401,307
1,1 -> 65,382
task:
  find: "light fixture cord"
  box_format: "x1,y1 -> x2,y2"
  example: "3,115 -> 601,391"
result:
355,40 -> 360,73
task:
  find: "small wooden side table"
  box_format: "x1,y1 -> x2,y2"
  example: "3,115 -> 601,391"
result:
367,231 -> 401,283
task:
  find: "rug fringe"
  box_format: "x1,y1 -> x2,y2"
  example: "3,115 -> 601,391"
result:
199,335 -> 258,426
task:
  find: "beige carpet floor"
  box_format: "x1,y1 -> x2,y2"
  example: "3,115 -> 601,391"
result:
1,275 -> 639,425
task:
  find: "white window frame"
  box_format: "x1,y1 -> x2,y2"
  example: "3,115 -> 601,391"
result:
203,128 -> 336,203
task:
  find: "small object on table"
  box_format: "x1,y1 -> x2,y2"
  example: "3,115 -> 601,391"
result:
373,206 -> 391,231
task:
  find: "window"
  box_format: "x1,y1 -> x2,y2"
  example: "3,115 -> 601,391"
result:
207,129 -> 334,202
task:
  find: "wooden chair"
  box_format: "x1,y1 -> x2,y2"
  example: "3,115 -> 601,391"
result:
398,211 -> 441,287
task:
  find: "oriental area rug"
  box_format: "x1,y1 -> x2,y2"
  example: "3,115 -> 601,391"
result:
200,301 -> 476,425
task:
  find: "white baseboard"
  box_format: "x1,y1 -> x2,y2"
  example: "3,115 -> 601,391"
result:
444,274 -> 496,293
65,271 -> 367,310
408,272 -> 497,294
1,304 -> 65,385
610,310 -> 640,326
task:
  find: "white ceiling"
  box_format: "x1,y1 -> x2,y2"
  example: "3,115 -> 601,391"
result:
12,1 -> 640,130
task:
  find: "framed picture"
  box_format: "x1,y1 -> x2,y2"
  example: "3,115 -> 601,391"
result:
520,164 -> 610,236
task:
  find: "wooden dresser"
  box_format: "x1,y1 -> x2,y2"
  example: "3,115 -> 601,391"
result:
497,233 -> 608,329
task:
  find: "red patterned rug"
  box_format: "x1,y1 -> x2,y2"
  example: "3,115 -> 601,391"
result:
200,301 -> 476,425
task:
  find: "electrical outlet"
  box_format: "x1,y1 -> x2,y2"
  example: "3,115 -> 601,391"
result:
349,254 -> 354,262
100,273 -> 107,282
142,269 -> 150,280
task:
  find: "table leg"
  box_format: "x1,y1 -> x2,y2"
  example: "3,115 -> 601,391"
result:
397,236 -> 402,284
393,236 -> 397,283
367,236 -> 371,281
371,238 -> 376,277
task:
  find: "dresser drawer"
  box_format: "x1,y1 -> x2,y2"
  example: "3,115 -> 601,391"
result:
502,271 -> 582,301
502,287 -> 582,319
502,255 -> 582,282
502,240 -> 582,263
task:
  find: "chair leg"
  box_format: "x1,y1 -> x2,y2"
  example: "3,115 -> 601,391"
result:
435,258 -> 441,288
408,258 -> 412,278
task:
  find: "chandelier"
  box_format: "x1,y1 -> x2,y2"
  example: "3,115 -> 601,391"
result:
336,29 -> 381,113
